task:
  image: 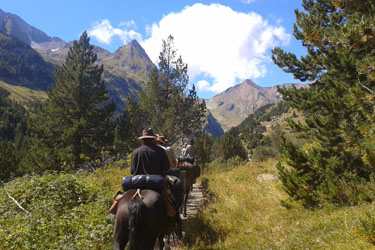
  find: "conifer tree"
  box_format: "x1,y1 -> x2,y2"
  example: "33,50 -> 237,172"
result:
23,32 -> 115,171
194,133 -> 214,165
272,0 -> 375,206
113,95 -> 143,156
139,35 -> 206,143
215,133 -> 247,161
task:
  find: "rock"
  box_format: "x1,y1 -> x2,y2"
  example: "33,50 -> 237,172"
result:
257,174 -> 278,182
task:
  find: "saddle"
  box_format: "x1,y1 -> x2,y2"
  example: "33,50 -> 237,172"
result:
110,175 -> 179,217
109,191 -> 125,215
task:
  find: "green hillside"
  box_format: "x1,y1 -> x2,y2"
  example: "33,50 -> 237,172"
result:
0,33 -> 54,90
0,80 -> 47,106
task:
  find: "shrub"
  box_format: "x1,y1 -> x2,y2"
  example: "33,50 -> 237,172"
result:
206,156 -> 243,171
252,146 -> 275,162
0,172 -> 114,249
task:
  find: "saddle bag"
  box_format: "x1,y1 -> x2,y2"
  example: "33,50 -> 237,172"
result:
109,191 -> 124,215
178,161 -> 194,170
122,175 -> 166,192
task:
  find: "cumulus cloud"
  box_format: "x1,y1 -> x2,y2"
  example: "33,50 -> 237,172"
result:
141,3 -> 290,93
88,19 -> 142,45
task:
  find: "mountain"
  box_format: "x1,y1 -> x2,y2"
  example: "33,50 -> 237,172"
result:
0,8 -> 57,45
204,110 -> 224,138
99,40 -> 153,84
206,79 -> 307,131
0,8 -> 154,109
0,32 -> 55,90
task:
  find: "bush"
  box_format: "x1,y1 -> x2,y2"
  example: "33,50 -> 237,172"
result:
206,156 -> 243,171
0,172 -> 114,249
252,146 -> 275,162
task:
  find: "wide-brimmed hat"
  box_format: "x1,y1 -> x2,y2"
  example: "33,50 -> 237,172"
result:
156,135 -> 168,144
138,128 -> 157,139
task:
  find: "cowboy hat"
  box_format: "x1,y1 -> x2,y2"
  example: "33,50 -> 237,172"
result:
138,128 -> 157,139
156,135 -> 168,144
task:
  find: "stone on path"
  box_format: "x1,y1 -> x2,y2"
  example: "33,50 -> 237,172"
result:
256,174 -> 278,182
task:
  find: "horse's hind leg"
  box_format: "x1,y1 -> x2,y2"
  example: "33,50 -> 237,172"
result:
183,192 -> 189,217
114,217 -> 128,250
157,235 -> 165,250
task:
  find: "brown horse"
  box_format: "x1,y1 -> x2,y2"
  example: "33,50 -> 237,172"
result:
179,165 -> 196,217
113,189 -> 168,250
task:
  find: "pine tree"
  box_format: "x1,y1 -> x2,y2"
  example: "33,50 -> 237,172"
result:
195,133 -> 214,166
272,0 -> 375,206
139,35 -> 206,143
113,95 -> 143,156
23,32 -> 115,171
216,133 -> 247,161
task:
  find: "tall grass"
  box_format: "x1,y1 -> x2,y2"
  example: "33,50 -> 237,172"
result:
182,159 -> 375,249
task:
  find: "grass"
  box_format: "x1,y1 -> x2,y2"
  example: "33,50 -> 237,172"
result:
181,159 -> 375,249
0,80 -> 47,105
3,157 -> 375,249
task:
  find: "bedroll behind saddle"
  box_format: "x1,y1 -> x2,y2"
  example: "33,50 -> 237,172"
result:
177,156 -> 194,164
121,175 -> 166,192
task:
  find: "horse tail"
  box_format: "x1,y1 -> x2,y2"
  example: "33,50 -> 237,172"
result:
128,197 -> 145,250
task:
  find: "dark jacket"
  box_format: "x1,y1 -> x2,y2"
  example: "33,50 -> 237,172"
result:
130,141 -> 170,176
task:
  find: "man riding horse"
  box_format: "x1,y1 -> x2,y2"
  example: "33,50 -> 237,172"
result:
113,128 -> 183,250
130,128 -> 181,217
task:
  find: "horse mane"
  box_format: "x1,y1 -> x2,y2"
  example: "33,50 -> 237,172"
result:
128,198 -> 146,249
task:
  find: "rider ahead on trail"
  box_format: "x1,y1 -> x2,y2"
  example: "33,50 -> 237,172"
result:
130,128 -> 170,176
155,135 -> 177,168
184,139 -> 195,159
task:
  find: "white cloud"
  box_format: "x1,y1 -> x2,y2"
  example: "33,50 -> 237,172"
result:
141,3 -> 290,93
240,0 -> 256,4
88,19 -> 142,45
196,80 -> 210,91
119,20 -> 136,28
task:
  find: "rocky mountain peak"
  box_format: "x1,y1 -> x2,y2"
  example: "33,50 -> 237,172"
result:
0,8 -> 52,44
206,80 -> 306,131
102,40 -> 154,82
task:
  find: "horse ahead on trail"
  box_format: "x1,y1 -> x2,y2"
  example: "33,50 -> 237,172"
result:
113,175 -> 183,250
177,157 -> 199,217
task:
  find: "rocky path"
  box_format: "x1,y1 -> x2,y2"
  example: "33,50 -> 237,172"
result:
164,183 -> 204,249
181,183 -> 204,219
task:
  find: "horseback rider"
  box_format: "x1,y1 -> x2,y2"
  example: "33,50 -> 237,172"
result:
184,139 -> 195,159
130,128 -> 170,176
182,139 -> 200,182
130,128 -> 181,221
155,135 -> 177,168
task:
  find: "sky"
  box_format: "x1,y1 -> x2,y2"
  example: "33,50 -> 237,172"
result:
1,0 -> 307,99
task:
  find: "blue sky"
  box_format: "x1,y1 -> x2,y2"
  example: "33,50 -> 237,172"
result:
2,0 -> 306,99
